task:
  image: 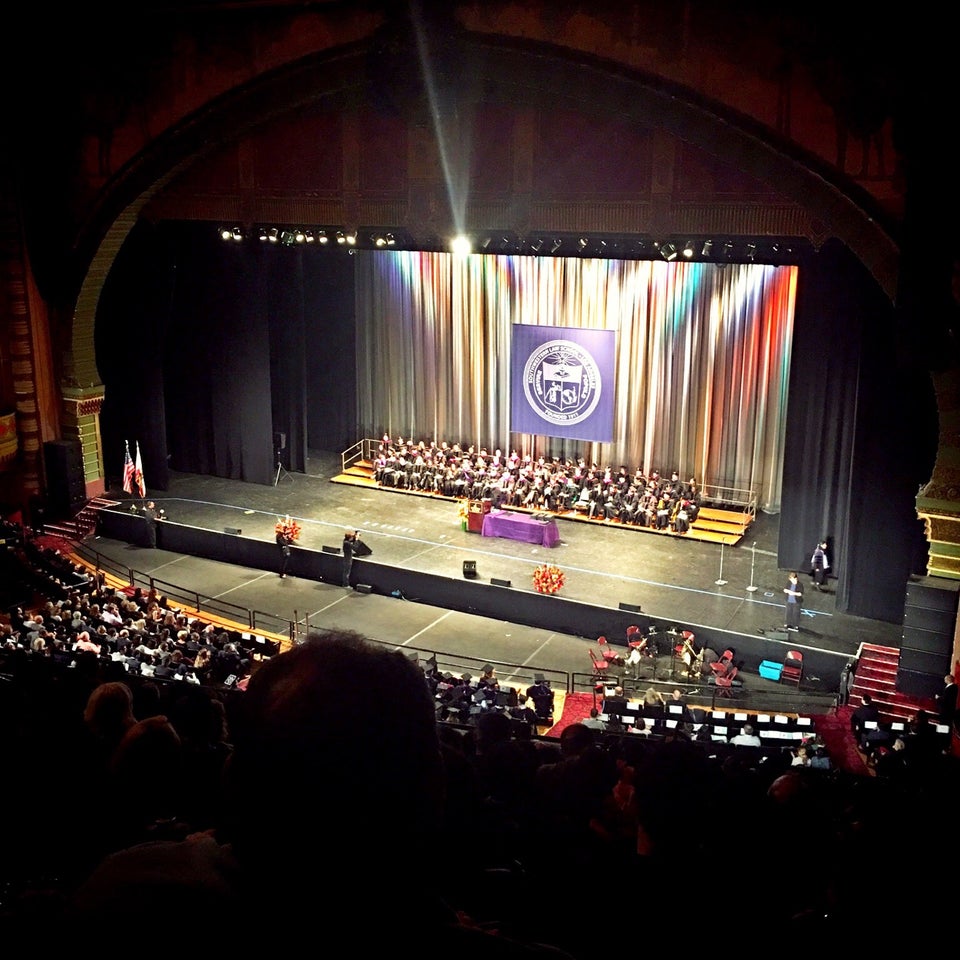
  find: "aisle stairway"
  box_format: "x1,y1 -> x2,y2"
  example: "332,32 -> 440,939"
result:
850,643 -> 938,722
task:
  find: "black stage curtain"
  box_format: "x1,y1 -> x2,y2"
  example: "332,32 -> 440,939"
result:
98,222 -> 359,488
160,228 -> 274,485
267,252 -> 307,475
779,240 -> 935,622
96,220 -> 173,491
304,256 -> 357,453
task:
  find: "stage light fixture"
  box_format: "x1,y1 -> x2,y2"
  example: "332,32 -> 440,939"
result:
722,241 -> 734,258
346,230 -> 357,245
701,240 -> 713,257
294,229 -> 305,243
530,238 -> 543,253
450,235 -> 472,256
480,236 -> 492,250
374,234 -> 387,247
550,239 -> 562,253
770,242 -> 780,254
659,242 -> 677,261
682,241 -> 694,258
304,230 -> 315,243
269,228 -> 279,243
318,230 -> 328,244
578,237 -> 588,250
386,233 -> 395,246
219,227 -> 232,241
336,231 -> 345,244
280,230 -> 297,246
746,242 -> 757,261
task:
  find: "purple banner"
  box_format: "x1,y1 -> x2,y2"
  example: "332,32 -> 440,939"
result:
510,325 -> 616,442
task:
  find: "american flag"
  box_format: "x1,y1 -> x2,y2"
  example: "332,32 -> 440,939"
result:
123,440 -> 135,494
134,441 -> 146,498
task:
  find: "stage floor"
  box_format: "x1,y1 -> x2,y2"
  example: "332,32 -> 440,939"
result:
83,451 -> 900,711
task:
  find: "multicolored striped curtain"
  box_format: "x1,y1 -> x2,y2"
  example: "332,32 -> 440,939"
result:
356,251 -> 796,513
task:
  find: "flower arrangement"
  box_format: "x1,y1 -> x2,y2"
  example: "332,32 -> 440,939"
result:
275,515 -> 301,542
533,563 -> 565,594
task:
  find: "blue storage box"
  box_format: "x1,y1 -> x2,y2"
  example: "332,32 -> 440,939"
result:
759,660 -> 783,681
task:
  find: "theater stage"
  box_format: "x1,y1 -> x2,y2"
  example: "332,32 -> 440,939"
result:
86,451 -> 901,709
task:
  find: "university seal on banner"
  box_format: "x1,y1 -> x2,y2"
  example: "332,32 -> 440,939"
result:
522,339 -> 602,426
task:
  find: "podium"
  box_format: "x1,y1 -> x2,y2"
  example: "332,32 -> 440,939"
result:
467,498 -> 492,533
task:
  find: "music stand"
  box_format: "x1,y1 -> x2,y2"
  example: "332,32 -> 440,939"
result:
274,446 -> 292,486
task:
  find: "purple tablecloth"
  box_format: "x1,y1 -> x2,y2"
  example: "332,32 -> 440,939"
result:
481,510 -> 560,547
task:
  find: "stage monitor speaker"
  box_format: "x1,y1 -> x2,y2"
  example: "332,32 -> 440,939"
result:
491,577 -> 512,587
322,545 -> 342,554
618,602 -> 642,613
355,583 -> 373,594
274,432 -> 287,451
224,526 -> 242,535
463,560 -> 477,579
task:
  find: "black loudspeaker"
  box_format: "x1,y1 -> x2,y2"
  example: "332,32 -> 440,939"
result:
224,526 -> 242,535
896,667 -> 945,699
905,577 -> 960,613
43,439 -> 86,519
618,602 -> 642,613
355,583 -> 373,594
274,432 -> 287,451
903,604 -> 956,635
322,545 -> 342,554
898,646 -> 951,676
463,560 -> 477,578
901,623 -> 952,655
491,577 -> 512,587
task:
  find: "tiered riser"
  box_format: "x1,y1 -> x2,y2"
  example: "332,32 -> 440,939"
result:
331,462 -> 748,545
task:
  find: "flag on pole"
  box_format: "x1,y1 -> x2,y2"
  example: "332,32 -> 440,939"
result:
134,442 -> 146,498
123,440 -> 135,494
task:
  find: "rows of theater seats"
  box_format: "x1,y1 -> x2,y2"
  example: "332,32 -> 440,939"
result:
2,532 -> 960,948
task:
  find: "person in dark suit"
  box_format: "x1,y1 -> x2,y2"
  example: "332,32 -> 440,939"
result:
850,693 -> 879,745
340,530 -> 371,587
937,673 -> 958,729
142,501 -> 159,548
276,527 -> 293,578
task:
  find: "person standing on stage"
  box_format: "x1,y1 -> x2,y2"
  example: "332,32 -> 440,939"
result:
811,540 -> 830,591
276,526 -> 294,579
341,529 -> 372,586
142,501 -> 159,548
783,572 -> 803,632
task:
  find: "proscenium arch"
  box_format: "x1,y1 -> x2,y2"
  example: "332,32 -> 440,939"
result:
70,31 -> 899,391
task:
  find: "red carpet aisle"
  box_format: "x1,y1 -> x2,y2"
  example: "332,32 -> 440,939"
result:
546,692 -> 594,736
813,706 -> 870,775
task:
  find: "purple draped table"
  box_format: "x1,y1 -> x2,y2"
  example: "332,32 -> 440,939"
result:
481,509 -> 560,547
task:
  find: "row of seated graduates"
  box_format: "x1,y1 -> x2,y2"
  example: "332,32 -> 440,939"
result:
2,568 -> 271,688
371,433 -> 703,528
424,659 -> 555,735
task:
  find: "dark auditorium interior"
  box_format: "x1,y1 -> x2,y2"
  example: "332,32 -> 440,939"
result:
1,1 -> 958,948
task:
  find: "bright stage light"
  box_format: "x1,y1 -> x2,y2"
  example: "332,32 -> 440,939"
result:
450,235 -> 472,256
